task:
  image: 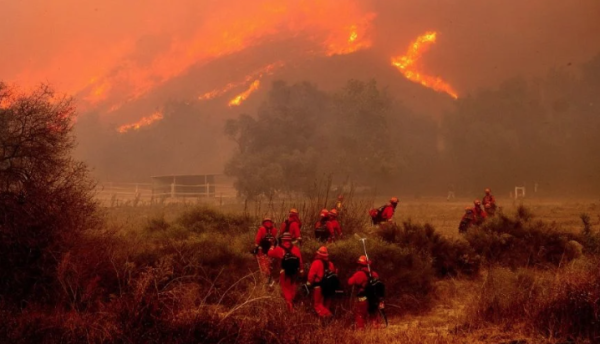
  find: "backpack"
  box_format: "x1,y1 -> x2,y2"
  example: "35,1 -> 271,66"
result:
369,205 -> 387,225
314,220 -> 330,242
319,261 -> 341,297
259,229 -> 275,254
360,270 -> 385,312
281,246 -> 300,277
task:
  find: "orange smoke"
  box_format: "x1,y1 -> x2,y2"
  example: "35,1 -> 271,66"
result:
391,31 -> 458,99
117,111 -> 164,133
228,80 -> 261,107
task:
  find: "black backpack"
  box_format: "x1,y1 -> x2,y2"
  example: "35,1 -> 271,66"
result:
370,205 -> 387,225
259,229 -> 275,254
314,219 -> 330,242
281,246 -> 300,277
319,261 -> 341,297
361,270 -> 385,312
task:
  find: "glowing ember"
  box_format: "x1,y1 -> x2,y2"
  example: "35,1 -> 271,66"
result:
117,111 -> 164,133
228,80 -> 260,107
391,31 -> 458,99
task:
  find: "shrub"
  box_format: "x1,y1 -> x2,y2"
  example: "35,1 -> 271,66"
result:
377,221 -> 481,277
465,206 -> 576,268
301,237 -> 436,312
177,206 -> 253,234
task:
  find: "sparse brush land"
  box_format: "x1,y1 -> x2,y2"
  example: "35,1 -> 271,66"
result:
2,195 -> 600,344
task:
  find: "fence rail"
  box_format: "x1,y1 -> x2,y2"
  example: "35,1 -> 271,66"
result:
95,182 -> 237,206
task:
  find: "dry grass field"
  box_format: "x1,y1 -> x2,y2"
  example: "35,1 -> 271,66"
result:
3,195 -> 599,343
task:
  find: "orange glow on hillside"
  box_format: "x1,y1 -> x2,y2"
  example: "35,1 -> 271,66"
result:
391,31 -> 458,99
198,61 -> 283,101
228,80 -> 261,107
117,111 -> 164,133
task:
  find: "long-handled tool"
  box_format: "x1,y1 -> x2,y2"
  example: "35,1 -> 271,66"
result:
354,233 -> 388,327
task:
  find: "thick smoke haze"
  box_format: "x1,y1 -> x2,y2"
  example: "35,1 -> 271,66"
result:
2,0 -> 599,195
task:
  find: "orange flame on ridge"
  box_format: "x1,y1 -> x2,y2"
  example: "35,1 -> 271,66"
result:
228,80 -> 261,107
117,111 -> 164,133
391,31 -> 458,99
198,61 -> 284,101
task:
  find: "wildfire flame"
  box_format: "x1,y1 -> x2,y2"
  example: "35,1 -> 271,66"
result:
198,61 -> 283,101
117,111 -> 164,133
391,31 -> 458,99
228,80 -> 261,107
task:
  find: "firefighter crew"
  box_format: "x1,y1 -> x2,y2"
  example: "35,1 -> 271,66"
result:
268,233 -> 303,311
348,255 -> 380,330
280,208 -> 302,244
253,217 -> 277,279
306,246 -> 336,318
328,209 -> 342,242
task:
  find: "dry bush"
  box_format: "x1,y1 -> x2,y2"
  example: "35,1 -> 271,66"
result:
377,221 -> 481,278
177,205 -> 253,234
467,258 -> 600,342
301,237 -> 436,313
465,205 -> 577,268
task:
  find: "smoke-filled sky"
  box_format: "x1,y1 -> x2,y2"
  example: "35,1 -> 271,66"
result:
2,0 -> 599,124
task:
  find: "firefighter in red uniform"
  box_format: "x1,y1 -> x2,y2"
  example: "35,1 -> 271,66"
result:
306,246 -> 336,318
268,233 -> 304,311
253,217 -> 277,279
348,255 -> 380,330
459,207 -> 476,233
314,209 -> 330,242
380,197 -> 399,222
280,208 -> 302,244
473,199 -> 487,224
328,209 -> 342,242
482,188 -> 497,216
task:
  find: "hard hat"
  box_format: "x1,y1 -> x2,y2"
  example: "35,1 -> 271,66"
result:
357,255 -> 371,266
262,217 -> 272,224
281,233 -> 292,241
474,199 -> 481,206
485,188 -> 491,193
465,207 -> 473,213
317,246 -> 329,257
289,208 -> 299,214
390,197 -> 399,204
329,209 -> 338,216
484,203 -> 491,209
320,208 -> 329,217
